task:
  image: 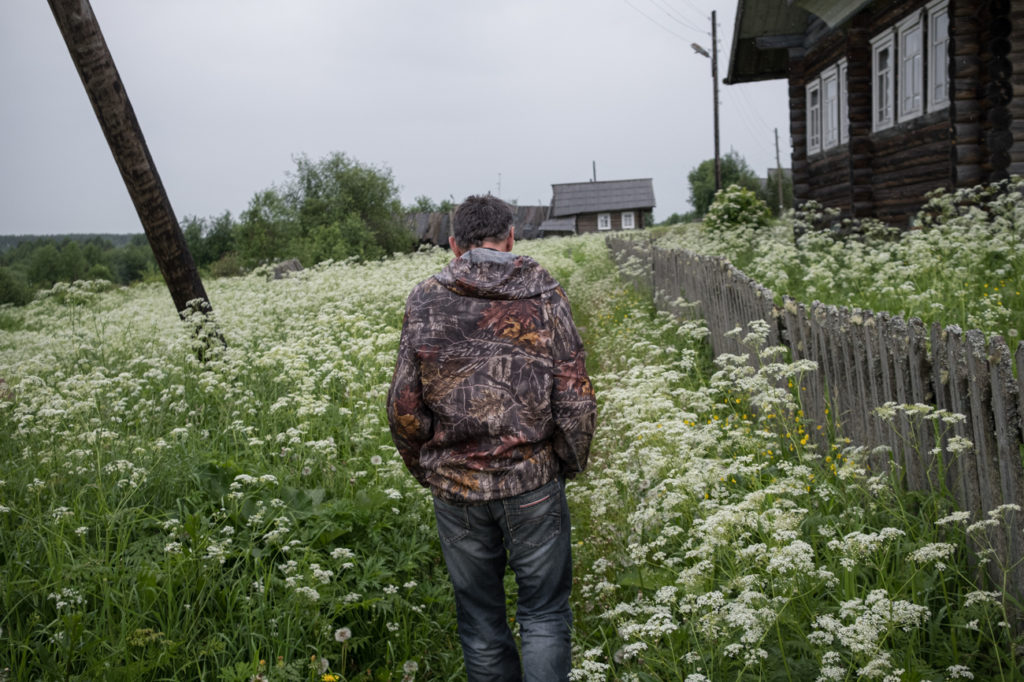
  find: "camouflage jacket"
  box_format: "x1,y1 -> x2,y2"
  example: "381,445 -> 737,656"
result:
387,248 -> 596,503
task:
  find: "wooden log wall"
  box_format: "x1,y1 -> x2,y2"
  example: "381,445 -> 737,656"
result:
1010,0 -> 1024,174
607,235 -> 1024,618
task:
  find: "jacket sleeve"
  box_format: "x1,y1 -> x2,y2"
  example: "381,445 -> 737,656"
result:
386,301 -> 434,487
548,287 -> 597,477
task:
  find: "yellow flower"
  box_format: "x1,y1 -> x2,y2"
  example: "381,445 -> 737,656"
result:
322,675 -> 340,682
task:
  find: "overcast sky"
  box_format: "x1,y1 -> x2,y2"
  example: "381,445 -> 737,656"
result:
0,0 -> 790,236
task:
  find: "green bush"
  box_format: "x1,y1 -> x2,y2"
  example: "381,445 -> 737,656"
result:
704,184 -> 772,232
208,252 -> 245,278
85,263 -> 115,282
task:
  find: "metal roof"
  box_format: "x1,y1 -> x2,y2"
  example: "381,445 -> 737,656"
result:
550,179 -> 655,217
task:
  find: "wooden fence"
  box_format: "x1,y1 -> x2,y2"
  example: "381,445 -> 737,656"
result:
607,236 -> 1024,612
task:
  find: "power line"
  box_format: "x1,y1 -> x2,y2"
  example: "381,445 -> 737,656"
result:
732,87 -> 775,138
644,0 -> 705,34
721,88 -> 780,162
621,0 -> 690,42
669,0 -> 711,25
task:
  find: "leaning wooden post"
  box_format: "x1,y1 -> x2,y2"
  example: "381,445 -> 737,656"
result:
47,0 -> 212,320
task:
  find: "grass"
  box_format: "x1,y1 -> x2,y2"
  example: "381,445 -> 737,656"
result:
0,223 -> 1022,681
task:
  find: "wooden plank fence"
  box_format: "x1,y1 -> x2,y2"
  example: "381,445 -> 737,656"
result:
607,236 -> 1024,615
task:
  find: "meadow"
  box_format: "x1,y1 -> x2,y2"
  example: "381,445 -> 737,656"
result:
0,216 -> 1022,680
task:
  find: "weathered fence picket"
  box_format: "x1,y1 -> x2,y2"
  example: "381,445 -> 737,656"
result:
606,236 -> 1024,618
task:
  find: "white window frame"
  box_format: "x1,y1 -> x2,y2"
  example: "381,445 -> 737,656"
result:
621,211 -> 636,229
821,65 -> 840,150
897,12 -> 925,122
839,58 -> 849,144
807,78 -> 822,154
927,0 -> 950,112
871,28 -> 896,132
597,212 -> 611,231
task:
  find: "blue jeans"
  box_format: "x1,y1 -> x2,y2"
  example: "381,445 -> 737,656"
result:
432,476 -> 573,682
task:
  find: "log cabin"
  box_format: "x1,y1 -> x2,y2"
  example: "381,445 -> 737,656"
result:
539,179 -> 656,235
727,0 -> 1024,226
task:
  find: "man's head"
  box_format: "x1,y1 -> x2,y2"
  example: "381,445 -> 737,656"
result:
450,195 -> 515,254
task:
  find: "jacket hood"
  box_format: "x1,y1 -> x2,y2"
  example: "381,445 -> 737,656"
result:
434,248 -> 559,300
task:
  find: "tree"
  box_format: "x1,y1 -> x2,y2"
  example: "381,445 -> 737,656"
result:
235,152 -> 415,266
56,240 -> 88,282
181,211 -> 237,267
290,152 -> 414,258
0,267 -> 33,306
687,150 -> 764,217
204,211 -> 236,264
27,242 -> 61,288
408,195 -> 439,213
235,188 -> 294,265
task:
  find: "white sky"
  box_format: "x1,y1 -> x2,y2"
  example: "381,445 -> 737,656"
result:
0,0 -> 790,235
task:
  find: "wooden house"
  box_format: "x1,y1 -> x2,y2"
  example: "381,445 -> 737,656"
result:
727,0 -> 1024,226
539,179 -> 655,235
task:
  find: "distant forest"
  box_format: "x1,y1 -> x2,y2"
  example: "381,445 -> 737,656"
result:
0,233 -> 141,254
0,233 -> 161,306
0,151 -> 423,307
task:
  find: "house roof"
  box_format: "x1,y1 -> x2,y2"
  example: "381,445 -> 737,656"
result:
726,0 -> 809,84
726,0 -> 870,84
549,179 -> 655,217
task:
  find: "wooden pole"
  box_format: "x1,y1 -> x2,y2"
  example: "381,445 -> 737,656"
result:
775,128 -> 785,212
712,10 -> 721,193
47,0 -> 212,319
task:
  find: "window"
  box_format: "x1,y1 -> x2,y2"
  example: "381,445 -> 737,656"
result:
807,79 -> 822,154
927,0 -> 950,112
871,5 -> 948,131
871,29 -> 895,131
807,59 -> 848,155
839,59 -> 849,144
621,211 -> 635,229
597,213 -> 611,230
821,66 -> 840,149
897,13 -> 925,121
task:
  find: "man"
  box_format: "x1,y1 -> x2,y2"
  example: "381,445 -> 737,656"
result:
387,194 -> 596,681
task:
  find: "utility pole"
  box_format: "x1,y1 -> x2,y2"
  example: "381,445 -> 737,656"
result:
775,128 -> 784,213
48,0 -> 212,320
711,10 -> 721,193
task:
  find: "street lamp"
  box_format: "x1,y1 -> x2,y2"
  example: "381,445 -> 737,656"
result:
691,11 -> 721,193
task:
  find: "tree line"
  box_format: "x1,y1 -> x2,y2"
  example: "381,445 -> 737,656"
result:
0,152 -> 419,306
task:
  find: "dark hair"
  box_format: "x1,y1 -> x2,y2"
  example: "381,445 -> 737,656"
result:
452,195 -> 513,250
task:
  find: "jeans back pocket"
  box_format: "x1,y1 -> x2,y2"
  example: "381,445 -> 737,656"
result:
505,478 -> 563,548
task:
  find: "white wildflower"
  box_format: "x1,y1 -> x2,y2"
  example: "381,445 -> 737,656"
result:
946,664 -> 974,680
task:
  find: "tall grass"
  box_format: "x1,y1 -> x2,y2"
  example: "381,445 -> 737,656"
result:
0,230 -> 1021,680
